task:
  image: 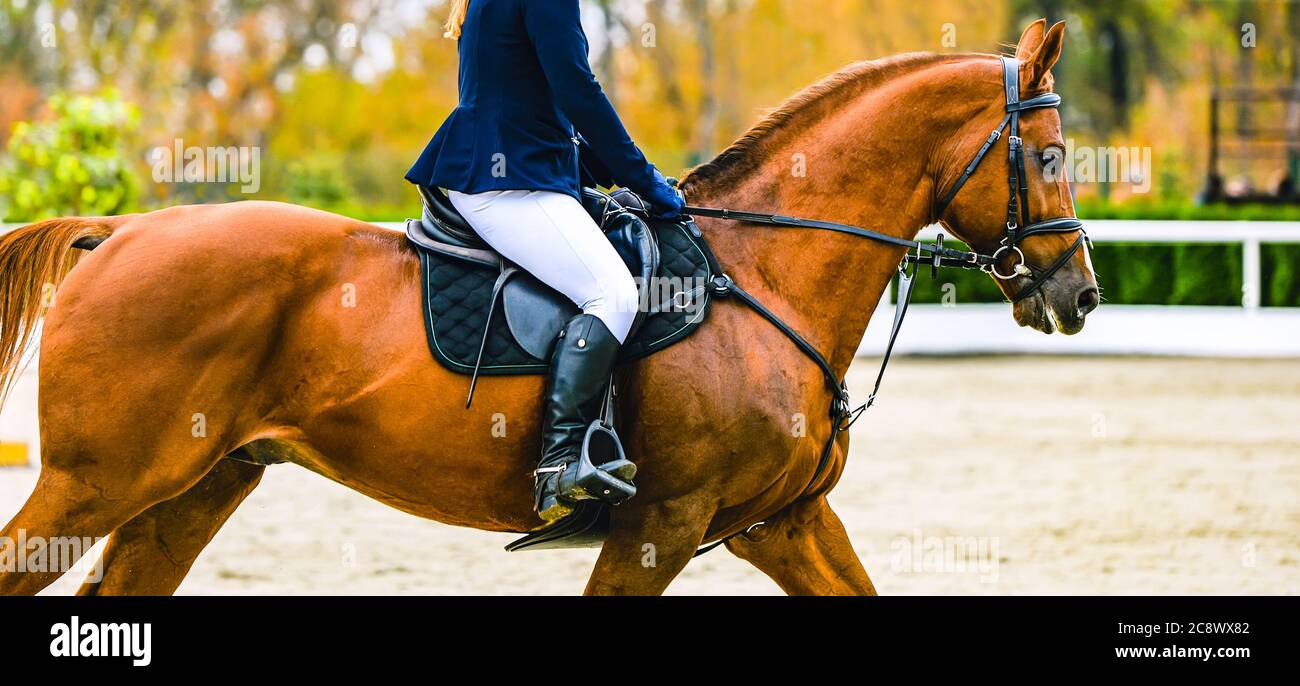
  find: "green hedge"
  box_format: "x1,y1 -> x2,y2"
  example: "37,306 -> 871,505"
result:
907,241 -> 1300,307
1264,244 -> 1300,307
1074,199 -> 1300,221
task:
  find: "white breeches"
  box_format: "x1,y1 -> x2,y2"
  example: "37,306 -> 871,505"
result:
448,189 -> 639,344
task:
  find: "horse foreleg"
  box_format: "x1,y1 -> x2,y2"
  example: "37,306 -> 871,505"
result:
583,497 -> 714,596
725,496 -> 877,596
77,458 -> 265,596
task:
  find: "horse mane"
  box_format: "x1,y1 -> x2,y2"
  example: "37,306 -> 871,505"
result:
680,52 -> 986,193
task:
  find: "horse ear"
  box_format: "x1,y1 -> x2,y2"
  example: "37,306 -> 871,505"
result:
1015,19 -> 1048,60
1022,21 -> 1066,91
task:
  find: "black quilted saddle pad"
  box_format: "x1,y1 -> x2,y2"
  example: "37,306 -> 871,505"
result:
416,219 -> 716,376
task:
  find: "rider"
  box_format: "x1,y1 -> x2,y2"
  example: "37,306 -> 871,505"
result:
405,0 -> 685,524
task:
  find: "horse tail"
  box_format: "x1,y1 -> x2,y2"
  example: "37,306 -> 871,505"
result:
0,215 -> 130,409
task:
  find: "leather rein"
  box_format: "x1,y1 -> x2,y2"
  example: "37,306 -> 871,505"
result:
687,56 -> 1088,556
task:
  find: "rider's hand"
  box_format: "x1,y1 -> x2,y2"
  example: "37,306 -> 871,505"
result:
640,168 -> 685,220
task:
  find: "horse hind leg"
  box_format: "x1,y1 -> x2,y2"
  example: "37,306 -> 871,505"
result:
0,467 -> 153,595
77,457 -> 265,596
0,424 -> 231,595
725,496 -> 878,596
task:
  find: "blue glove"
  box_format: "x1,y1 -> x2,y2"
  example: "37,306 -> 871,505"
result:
641,168 -> 685,220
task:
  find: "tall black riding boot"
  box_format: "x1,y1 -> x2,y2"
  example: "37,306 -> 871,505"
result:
534,314 -> 637,523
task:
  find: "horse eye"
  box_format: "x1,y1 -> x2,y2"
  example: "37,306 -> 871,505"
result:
1040,146 -> 1066,180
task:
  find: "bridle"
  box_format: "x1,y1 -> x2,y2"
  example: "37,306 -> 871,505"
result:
676,55 -> 1093,556
934,55 -> 1089,304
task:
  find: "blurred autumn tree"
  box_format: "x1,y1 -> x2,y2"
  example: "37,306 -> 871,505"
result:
0,0 -> 1297,219
0,91 -> 139,220
0,0 -> 441,215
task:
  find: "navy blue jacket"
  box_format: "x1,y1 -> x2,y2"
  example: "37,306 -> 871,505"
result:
405,0 -> 657,200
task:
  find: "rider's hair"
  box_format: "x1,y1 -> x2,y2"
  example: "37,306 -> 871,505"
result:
444,0 -> 470,40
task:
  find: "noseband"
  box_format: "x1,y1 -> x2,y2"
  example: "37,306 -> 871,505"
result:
934,56 -> 1089,303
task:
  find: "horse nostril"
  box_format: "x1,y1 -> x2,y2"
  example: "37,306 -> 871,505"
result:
1076,286 -> 1100,316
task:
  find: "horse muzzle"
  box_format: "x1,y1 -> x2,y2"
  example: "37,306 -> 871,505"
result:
1013,268 -> 1099,335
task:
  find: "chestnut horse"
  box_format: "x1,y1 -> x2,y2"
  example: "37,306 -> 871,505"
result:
0,20 -> 1095,595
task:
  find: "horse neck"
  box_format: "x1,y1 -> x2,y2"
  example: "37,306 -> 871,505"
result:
686,60 -> 978,375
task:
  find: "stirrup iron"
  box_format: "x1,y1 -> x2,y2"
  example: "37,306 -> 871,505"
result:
554,421 -> 637,505
559,381 -> 636,504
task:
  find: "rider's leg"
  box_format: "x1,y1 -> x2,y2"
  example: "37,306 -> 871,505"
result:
534,313 -> 631,520
448,190 -> 639,342
448,190 -> 639,522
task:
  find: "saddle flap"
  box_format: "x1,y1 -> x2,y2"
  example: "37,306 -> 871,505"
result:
502,276 -> 578,360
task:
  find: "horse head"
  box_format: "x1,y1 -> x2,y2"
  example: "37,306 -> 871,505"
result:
934,20 -> 1100,335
